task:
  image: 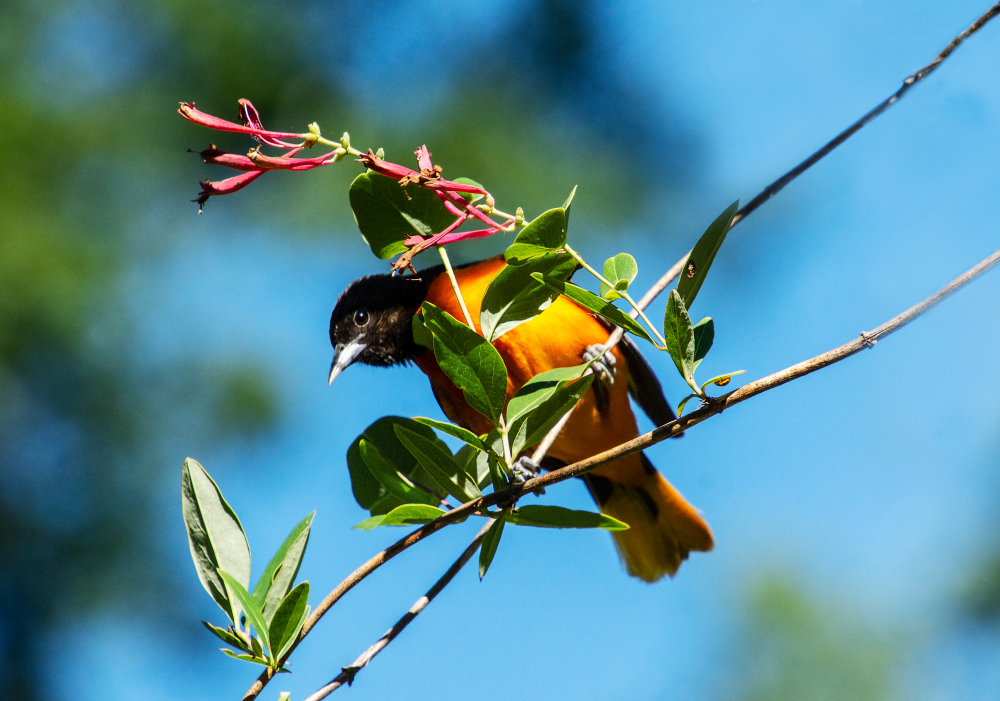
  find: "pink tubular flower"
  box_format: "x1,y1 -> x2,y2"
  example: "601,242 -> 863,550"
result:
179,102 -> 307,147
194,171 -> 266,212
247,149 -> 339,171
357,148 -> 489,198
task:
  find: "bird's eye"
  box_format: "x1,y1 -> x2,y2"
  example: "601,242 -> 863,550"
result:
354,308 -> 370,326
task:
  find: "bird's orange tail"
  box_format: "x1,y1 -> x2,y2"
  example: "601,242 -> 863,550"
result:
584,454 -> 713,582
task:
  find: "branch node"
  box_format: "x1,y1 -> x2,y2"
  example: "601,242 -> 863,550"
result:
859,331 -> 877,349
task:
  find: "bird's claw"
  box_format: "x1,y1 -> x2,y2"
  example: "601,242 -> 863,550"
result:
583,344 -> 616,387
511,457 -> 545,495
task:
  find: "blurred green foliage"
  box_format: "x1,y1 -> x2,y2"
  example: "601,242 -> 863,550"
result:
727,578 -> 900,701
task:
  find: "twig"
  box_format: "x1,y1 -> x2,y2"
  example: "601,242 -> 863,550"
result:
301,520 -> 494,701
639,1 -> 1000,309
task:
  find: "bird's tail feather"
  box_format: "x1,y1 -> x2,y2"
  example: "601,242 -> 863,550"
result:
584,454 -> 713,582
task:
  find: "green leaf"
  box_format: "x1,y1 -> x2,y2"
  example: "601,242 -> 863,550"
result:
360,439 -> 440,506
701,370 -> 746,391
479,517 -> 506,580
251,512 -> 314,614
414,417 -> 489,452
599,253 -> 638,299
663,290 -> 696,384
676,393 -> 700,417
506,505 -> 629,530
181,458 -> 251,624
260,526 -> 311,626
452,176 -> 485,204
676,200 -> 739,308
348,171 -> 456,259
508,375 -> 595,457
456,443 -> 492,489
562,185 -> 578,216
531,274 -> 655,344
353,504 -> 448,530
221,649 -> 273,668
218,570 -> 271,660
268,581 -> 310,663
202,620 -> 251,653
346,417 -> 455,515
504,208 -> 568,265
422,302 -> 508,424
480,253 -> 577,341
394,425 -> 482,503
412,312 -> 434,349
505,363 -> 589,425
693,317 -> 715,370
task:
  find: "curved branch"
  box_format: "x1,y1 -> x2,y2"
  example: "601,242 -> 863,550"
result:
302,520 -> 494,701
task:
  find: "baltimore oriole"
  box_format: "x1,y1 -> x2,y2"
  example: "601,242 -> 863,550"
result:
328,256 -> 713,581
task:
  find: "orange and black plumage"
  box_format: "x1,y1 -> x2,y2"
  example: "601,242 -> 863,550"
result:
329,256 -> 713,581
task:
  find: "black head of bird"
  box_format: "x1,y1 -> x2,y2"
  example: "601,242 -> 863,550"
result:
327,271 -> 435,384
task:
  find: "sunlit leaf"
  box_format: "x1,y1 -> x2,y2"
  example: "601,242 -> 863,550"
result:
353,504 -> 449,530
394,425 -> 482,503
422,302 -> 508,424
508,375 -> 594,457
505,363 -> 589,425
693,317 -> 715,370
480,253 -> 577,341
202,620 -> 251,653
414,417 -> 489,452
663,290 -> 696,384
218,570 -> 271,661
181,458 -> 251,624
504,208 -> 568,265
251,512 -> 314,614
599,253 -> 638,299
268,581 -> 310,663
506,505 -> 629,530
676,200 -> 739,308
360,439 -> 441,506
531,274 -> 654,344
221,649 -> 272,667
479,517 -> 506,580
348,171 -> 456,259
260,525 -> 311,625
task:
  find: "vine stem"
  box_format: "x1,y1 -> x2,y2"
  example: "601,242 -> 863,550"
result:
437,245 -> 476,330
563,244 -> 668,348
301,520 -> 494,701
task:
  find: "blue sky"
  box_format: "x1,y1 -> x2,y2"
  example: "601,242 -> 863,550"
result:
40,1 -> 1000,699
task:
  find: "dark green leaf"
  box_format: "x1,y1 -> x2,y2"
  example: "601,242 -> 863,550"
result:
422,302 -> 508,424
508,375 -> 594,456
504,208 -> 568,265
456,444 -> 492,489
505,363 -> 589,425
394,425 -> 482,503
348,171 -> 456,259
268,581 -> 310,663
452,176 -> 485,204
360,439 -> 440,506
218,570 -> 270,659
506,505 -> 629,530
531,274 -> 654,344
412,313 -> 434,349
693,317 -> 715,370
181,458 -> 251,624
353,504 -> 448,530
414,417 -> 489,452
260,526 -> 311,625
202,621 -> 251,653
479,517 -> 506,580
663,290 -> 696,384
480,253 -> 577,341
676,200 -> 739,308
221,649 -> 273,667
346,417 -> 455,515
599,253 -> 638,299
251,512 -> 314,613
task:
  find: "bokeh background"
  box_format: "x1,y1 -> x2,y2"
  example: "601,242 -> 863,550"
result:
2,0 -> 999,699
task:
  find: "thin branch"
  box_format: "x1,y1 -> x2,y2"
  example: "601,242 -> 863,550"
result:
438,245 -> 476,329
639,1 -> 1000,308
302,520 -> 494,701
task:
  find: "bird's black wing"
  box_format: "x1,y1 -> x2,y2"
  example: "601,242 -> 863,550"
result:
595,317 -> 678,428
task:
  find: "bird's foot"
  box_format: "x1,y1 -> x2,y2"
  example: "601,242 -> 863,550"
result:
583,344 -> 616,387
511,457 -> 545,495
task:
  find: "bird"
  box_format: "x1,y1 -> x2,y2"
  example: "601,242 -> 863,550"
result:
328,255 -> 714,581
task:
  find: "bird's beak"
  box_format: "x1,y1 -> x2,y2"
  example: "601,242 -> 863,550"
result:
328,334 -> 367,386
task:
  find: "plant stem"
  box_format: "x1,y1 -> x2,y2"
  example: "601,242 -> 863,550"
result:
563,244 -> 668,347
437,246 -> 476,330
